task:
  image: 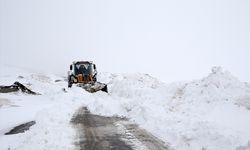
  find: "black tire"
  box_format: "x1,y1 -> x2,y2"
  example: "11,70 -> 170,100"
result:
68,75 -> 74,88
68,82 -> 72,88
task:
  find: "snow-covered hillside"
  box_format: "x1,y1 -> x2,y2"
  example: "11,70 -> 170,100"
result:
0,64 -> 250,150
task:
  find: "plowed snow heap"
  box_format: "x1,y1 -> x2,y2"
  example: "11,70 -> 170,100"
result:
67,61 -> 108,93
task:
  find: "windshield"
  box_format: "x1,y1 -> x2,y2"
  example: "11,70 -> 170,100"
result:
75,63 -> 92,75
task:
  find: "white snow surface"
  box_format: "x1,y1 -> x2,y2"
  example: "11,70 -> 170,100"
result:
0,64 -> 250,150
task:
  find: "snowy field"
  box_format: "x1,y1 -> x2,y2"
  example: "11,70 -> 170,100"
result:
0,64 -> 250,150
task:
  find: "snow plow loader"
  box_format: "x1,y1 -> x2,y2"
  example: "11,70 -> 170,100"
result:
67,61 -> 108,93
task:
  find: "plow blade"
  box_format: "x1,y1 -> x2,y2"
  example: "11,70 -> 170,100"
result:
77,82 -> 108,93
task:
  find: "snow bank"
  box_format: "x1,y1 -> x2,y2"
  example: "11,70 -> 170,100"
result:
0,64 -> 81,149
93,67 -> 250,150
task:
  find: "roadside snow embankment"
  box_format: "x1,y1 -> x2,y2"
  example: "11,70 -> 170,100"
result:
91,67 -> 250,150
0,65 -> 85,149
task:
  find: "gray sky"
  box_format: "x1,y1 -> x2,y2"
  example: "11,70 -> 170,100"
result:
0,0 -> 249,83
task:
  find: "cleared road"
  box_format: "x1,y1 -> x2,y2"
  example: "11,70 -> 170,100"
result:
71,107 -> 171,150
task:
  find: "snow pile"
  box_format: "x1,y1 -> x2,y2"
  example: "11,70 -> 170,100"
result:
93,67 -> 250,150
157,67 -> 250,150
0,64 -> 82,149
1,64 -> 250,150
182,66 -> 250,106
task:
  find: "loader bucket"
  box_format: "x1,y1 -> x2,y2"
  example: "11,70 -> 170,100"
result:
100,84 -> 108,93
78,82 -> 108,93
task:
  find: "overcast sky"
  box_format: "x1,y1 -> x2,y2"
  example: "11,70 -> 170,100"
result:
0,0 -> 249,83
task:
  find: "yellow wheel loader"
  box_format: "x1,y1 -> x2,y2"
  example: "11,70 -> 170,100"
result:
67,61 -> 108,93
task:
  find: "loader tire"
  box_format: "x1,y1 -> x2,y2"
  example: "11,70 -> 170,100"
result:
68,82 -> 72,88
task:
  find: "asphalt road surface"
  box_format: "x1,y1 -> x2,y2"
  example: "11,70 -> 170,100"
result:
71,107 -> 171,150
